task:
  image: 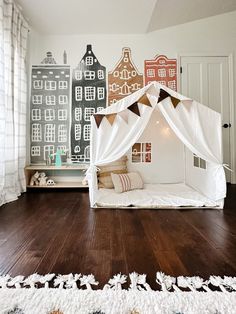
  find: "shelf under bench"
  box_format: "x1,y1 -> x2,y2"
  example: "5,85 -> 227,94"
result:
25,164 -> 89,189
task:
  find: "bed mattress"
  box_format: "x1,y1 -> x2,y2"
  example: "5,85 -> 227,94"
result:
95,183 -> 219,208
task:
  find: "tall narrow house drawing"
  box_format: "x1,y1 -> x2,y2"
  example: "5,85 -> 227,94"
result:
71,44 -> 107,162
30,52 -> 70,164
108,47 -> 143,105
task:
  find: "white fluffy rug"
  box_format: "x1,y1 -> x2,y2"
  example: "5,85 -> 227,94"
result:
0,272 -> 236,314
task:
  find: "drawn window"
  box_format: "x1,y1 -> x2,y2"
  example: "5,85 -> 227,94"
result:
169,68 -> 176,77
132,83 -> 140,91
74,145 -> 80,153
44,124 -> 55,142
75,86 -> 82,101
32,95 -> 42,105
75,108 -> 82,121
168,80 -> 176,90
44,145 -> 54,161
58,81 -> 68,89
31,109 -> 41,121
31,146 -> 40,156
85,87 -> 95,101
193,154 -> 206,169
58,109 -> 67,120
97,87 -> 105,100
84,124 -> 91,141
158,80 -> 166,86
98,70 -> 104,79
113,71 -> 119,77
75,70 -> 82,80
33,80 -> 43,89
75,124 -> 81,140
57,145 -> 66,154
46,95 -> 56,105
132,143 -> 152,163
120,83 -> 131,95
86,56 -> 93,65
45,109 -> 55,121
147,69 -> 155,77
97,107 -> 104,113
59,95 -> 68,105
131,70 -> 137,77
110,83 -> 118,92
32,124 -> 42,142
45,81 -> 56,90
84,108 -> 95,121
58,125 -> 67,142
120,69 -> 130,79
84,71 -> 95,80
158,69 -> 166,77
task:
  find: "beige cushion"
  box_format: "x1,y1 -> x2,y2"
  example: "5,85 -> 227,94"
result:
98,156 -> 127,189
111,172 -> 144,193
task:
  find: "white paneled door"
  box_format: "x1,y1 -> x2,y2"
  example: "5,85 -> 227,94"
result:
180,56 -> 232,182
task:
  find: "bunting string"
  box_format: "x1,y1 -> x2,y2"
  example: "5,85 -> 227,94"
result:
93,87 -> 192,128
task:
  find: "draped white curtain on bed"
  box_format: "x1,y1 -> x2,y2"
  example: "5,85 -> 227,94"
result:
87,86 -> 156,205
154,82 -> 226,201
87,82 -> 226,207
0,0 -> 29,206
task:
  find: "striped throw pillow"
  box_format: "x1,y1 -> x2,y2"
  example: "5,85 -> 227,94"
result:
111,172 -> 143,193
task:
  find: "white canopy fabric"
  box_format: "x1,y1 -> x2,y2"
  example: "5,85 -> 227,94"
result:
86,82 -> 226,207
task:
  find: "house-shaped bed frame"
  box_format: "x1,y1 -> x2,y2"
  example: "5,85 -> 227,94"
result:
86,82 -> 227,209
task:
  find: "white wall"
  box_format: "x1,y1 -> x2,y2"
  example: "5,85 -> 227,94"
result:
28,11 -> 236,181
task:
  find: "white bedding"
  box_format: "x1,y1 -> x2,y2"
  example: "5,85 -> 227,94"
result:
95,183 -> 219,208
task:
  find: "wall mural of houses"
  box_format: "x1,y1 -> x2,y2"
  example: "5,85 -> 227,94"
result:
108,47 -> 143,106
144,55 -> 177,91
71,44 -> 107,162
30,52 -> 70,164
29,48 -> 178,165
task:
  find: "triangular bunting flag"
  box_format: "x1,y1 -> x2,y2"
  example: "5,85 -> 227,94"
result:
106,113 -> 117,126
118,110 -> 129,124
170,96 -> 181,108
181,99 -> 193,106
93,114 -> 105,128
137,93 -> 152,107
157,89 -> 171,103
128,102 -> 140,116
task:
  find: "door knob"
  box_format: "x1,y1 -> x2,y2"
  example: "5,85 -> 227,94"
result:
222,123 -> 231,128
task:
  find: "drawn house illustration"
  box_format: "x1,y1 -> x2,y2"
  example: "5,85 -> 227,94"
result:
144,55 -> 177,91
30,52 -> 70,164
108,47 -> 143,105
71,44 -> 107,162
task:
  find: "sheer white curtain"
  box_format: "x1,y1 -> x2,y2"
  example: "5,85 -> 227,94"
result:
0,0 -> 29,206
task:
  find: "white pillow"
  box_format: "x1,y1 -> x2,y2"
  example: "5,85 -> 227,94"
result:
111,172 -> 143,193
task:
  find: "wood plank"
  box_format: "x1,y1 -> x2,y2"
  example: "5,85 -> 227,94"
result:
0,185 -> 235,288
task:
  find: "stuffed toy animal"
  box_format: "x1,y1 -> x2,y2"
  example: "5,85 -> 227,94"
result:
38,172 -> 48,186
46,179 -> 55,186
29,171 -> 40,186
82,178 -> 88,186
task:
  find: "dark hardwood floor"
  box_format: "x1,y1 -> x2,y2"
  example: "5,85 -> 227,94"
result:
0,184 -> 236,288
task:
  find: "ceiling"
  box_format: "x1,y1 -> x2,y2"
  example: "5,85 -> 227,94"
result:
17,0 -> 236,34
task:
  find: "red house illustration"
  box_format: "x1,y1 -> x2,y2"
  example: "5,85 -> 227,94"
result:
144,55 -> 177,91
